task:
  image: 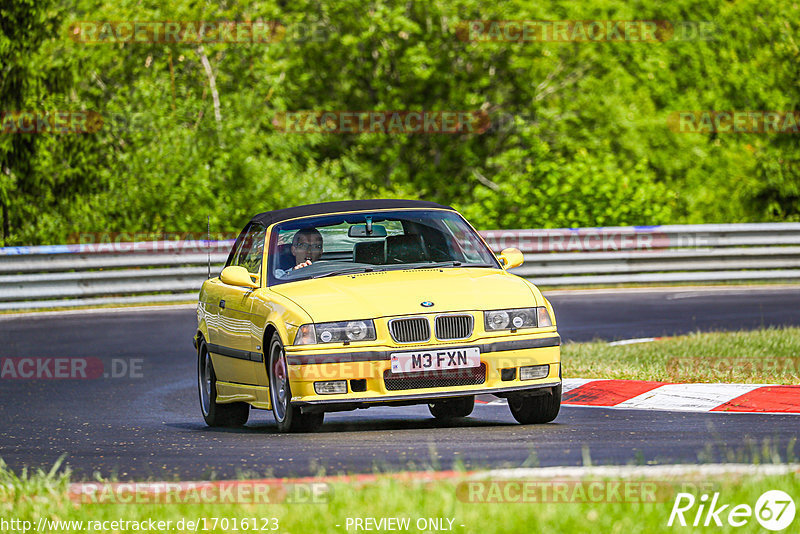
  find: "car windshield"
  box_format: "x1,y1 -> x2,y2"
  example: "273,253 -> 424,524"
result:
267,209 -> 500,285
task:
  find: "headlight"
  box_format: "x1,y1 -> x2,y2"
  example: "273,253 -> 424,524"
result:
484,307 -> 550,331
294,320 -> 377,345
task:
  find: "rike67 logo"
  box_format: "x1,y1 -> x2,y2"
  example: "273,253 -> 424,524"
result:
668,490 -> 796,531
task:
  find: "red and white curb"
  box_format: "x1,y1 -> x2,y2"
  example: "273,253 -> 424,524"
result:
473,463 -> 800,479
477,379 -> 800,414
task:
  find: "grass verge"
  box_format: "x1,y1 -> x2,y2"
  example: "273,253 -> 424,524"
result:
562,327 -> 800,384
2,460 -> 799,533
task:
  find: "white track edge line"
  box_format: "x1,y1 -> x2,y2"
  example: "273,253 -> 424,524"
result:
474,463 -> 800,480
0,303 -> 196,320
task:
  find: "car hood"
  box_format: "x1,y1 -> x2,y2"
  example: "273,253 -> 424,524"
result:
270,268 -> 541,322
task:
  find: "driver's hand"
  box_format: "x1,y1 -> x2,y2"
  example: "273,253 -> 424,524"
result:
293,260 -> 312,270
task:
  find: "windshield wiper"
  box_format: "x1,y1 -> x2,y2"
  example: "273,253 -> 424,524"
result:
412,261 -> 462,269
461,263 -> 496,268
312,266 -> 381,279
412,261 -> 497,269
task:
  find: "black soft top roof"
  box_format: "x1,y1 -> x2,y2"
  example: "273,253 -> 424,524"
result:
249,199 -> 454,227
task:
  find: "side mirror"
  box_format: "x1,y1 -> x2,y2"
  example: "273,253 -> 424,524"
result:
220,266 -> 259,288
498,247 -> 524,269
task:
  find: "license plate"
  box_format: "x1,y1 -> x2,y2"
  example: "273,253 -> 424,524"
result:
390,347 -> 481,374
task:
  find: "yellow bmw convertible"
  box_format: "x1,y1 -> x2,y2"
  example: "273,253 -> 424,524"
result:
194,199 -> 561,432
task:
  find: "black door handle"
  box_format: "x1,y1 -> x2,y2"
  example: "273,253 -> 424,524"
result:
219,300 -> 226,309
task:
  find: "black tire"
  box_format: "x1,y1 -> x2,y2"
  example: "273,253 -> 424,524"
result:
198,339 -> 250,427
508,385 -> 561,424
428,396 -> 475,419
267,332 -> 324,433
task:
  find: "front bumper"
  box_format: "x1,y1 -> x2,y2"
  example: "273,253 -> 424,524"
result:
285,333 -> 561,410
294,381 -> 561,413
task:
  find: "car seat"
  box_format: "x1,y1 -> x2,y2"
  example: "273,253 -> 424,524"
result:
353,240 -> 386,264
275,243 -> 296,271
386,234 -> 427,263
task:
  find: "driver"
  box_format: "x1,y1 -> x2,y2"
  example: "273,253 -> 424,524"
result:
274,227 -> 323,279
291,227 -> 323,269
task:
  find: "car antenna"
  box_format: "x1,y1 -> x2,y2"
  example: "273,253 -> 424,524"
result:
207,215 -> 211,279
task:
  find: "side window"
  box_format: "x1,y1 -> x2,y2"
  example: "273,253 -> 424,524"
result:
224,227 -> 249,269
233,224 -> 268,274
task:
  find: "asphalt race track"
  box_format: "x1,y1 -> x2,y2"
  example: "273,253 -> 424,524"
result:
1,286 -> 798,480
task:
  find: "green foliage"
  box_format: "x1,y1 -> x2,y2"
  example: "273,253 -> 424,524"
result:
0,0 -> 89,244
1,0 -> 798,244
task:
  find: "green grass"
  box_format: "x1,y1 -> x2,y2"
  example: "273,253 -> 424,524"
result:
2,459 -> 799,534
563,327 -> 800,384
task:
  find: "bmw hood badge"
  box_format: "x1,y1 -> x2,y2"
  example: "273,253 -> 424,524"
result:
421,301 -> 434,307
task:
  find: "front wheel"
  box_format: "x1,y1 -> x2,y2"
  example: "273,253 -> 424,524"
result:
428,396 -> 475,419
198,339 -> 249,427
268,332 -> 324,433
508,385 -> 561,424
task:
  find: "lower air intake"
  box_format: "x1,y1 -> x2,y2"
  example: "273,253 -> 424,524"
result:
383,364 -> 486,391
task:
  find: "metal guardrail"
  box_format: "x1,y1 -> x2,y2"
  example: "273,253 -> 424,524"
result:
1,223 -> 799,310
0,240 -> 233,310
480,223 -> 800,285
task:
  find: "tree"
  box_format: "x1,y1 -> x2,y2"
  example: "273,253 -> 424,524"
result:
0,0 -> 88,245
